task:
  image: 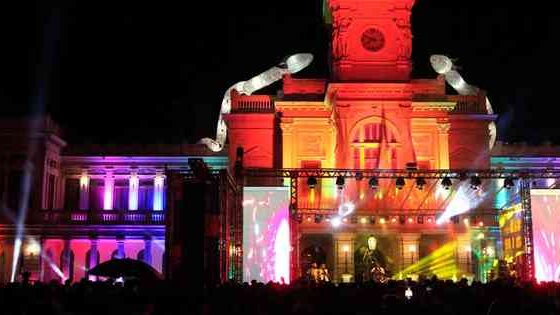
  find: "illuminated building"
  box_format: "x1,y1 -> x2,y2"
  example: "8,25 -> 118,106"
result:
0,116 -> 227,283
226,0 -> 498,283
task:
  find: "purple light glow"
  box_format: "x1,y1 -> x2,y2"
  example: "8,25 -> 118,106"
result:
531,189 -> 560,282
103,175 -> 114,210
128,174 -> 139,210
243,187 -> 290,284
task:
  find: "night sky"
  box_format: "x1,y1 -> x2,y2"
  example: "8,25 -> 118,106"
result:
1,1 -> 558,145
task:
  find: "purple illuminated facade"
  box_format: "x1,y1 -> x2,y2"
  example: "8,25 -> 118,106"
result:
0,116 -> 227,283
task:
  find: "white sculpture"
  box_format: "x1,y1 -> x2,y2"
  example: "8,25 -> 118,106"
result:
430,55 -> 497,149
200,53 -> 314,152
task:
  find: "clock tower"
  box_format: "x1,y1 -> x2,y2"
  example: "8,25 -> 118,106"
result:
326,0 -> 415,81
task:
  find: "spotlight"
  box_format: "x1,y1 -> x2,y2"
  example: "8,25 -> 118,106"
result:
441,176 -> 452,189
331,216 -> 342,227
415,177 -> 426,190
396,176 -> 405,189
470,176 -> 481,189
342,217 -> 348,223
427,217 -> 433,224
391,217 -> 398,224
314,214 -> 322,224
379,217 -> 386,225
360,217 -> 368,224
478,220 -> 484,227
369,177 -> 379,190
336,176 -> 345,189
306,216 -> 313,222
417,216 -> 424,224
408,217 -> 414,224
355,172 -> 364,181
504,176 -> 515,189
307,176 -> 318,189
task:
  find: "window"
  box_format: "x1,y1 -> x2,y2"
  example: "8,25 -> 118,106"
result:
89,179 -> 104,210
64,179 -> 80,210
138,180 -> 154,210
351,121 -> 398,169
113,180 -> 129,210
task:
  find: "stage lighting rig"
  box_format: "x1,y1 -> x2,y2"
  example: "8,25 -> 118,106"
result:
336,176 -> 345,190
441,176 -> 452,189
470,175 -> 481,189
307,176 -> 318,189
415,177 -> 426,190
369,176 -> 379,190
396,176 -> 406,189
503,176 -> 515,189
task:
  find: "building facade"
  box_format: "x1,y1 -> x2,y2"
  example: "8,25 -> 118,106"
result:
225,0 -> 500,282
0,116 -> 227,283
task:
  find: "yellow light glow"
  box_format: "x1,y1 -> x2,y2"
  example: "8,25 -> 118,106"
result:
360,217 -> 367,224
394,241 -> 459,280
342,245 -> 350,253
408,245 -> 416,253
380,218 -> 386,224
79,175 -> 89,188
24,241 -> 41,256
477,233 -> 485,240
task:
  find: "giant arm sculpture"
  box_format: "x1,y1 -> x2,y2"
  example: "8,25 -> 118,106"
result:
199,53 -> 314,152
430,55 -> 497,150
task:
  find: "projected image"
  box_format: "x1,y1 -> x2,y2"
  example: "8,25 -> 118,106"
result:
243,187 -> 290,284
530,189 -> 560,282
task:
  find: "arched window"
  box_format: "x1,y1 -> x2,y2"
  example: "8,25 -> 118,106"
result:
351,120 -> 398,169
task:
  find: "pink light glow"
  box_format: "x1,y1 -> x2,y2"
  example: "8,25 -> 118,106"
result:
531,189 -> 560,282
243,187 -> 290,284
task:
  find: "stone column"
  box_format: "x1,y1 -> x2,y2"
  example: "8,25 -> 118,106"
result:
128,172 -> 139,211
153,174 -> 165,211
61,239 -> 72,281
103,171 -> 114,210
143,237 -> 153,265
79,172 -> 90,210
116,237 -> 125,259
333,232 -> 354,283
437,120 -> 451,169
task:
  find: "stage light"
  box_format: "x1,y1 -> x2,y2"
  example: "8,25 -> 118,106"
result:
355,172 -> 364,181
342,217 -> 348,223
470,176 -> 481,189
336,176 -> 345,189
408,217 -> 414,224
306,216 -> 312,222
417,216 -> 424,224
325,216 -> 331,222
331,216 -> 342,227
396,176 -> 405,189
314,214 -> 322,224
368,177 -> 379,190
391,217 -> 398,224
307,176 -> 318,189
379,217 -> 386,224
463,218 -> 469,226
415,177 -> 426,190
478,220 -> 484,227
360,217 -> 367,224
24,240 -> 41,256
427,217 -> 433,224
477,232 -> 485,239
441,176 -> 452,189
503,176 -> 515,189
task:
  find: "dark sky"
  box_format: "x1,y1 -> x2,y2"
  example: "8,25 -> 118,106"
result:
1,1 -> 559,145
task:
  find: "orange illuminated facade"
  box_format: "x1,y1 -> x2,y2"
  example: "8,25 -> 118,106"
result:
225,0 -> 498,282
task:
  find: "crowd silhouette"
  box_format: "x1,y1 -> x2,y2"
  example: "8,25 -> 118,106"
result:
1,276 -> 559,315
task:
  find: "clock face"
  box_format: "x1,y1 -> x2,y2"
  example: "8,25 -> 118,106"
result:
361,28 -> 385,52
